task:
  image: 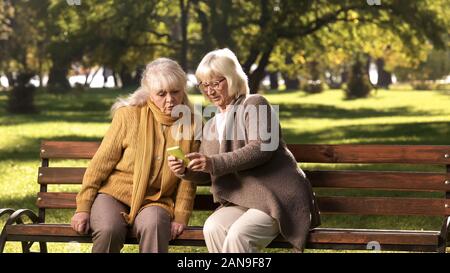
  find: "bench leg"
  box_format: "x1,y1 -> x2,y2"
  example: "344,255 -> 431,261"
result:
19,241 -> 47,253
0,208 -> 16,253
39,242 -> 48,253
1,209 -> 41,253
21,241 -> 32,253
438,216 -> 450,253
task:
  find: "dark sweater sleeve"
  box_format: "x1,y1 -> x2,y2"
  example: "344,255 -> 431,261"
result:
209,95 -> 279,177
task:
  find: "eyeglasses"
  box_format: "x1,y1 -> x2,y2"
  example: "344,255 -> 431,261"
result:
197,78 -> 226,92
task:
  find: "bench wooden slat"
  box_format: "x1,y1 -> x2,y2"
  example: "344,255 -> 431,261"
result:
307,171 -> 450,192
37,193 -> 450,216
6,225 -> 440,246
37,193 -> 218,211
319,196 -> 450,216
309,228 -> 440,245
37,167 -> 450,192
38,167 -> 86,184
37,192 -> 75,209
287,144 -> 450,164
41,141 -> 450,164
41,141 -> 100,159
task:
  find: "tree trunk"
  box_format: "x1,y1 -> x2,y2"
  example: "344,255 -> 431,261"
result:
282,73 -> 300,90
341,66 -> 349,84
47,41 -> 73,92
83,68 -> 91,87
120,71 -> 134,89
375,58 -> 392,89
5,72 -> 15,88
248,47 -> 273,94
7,72 -> 37,114
211,0 -> 234,49
243,49 -> 259,76
112,71 -> 118,88
249,69 -> 265,94
86,67 -> 100,87
38,56 -> 43,88
309,61 -> 320,81
281,53 -> 300,90
346,55 -> 372,98
133,65 -> 145,84
47,66 -> 70,92
269,72 -> 279,90
179,0 -> 190,71
325,68 -> 341,89
192,0 -> 213,54
305,61 -> 323,93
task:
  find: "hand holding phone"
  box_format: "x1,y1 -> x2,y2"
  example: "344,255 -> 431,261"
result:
166,146 -> 190,166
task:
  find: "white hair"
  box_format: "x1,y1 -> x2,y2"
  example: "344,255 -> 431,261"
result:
111,58 -> 191,115
195,48 -> 249,99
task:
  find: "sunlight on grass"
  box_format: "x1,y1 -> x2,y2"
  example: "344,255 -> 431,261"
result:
1,88 -> 449,253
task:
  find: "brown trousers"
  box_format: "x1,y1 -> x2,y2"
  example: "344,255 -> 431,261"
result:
90,193 -> 171,253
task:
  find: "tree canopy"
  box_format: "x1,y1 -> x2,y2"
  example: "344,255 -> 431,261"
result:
0,0 -> 448,96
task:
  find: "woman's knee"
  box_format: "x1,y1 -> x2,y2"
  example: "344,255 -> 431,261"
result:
92,223 -> 126,240
134,206 -> 170,235
225,225 -> 246,243
203,216 -> 224,236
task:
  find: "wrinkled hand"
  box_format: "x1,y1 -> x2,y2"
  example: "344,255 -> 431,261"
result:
170,221 -> 186,240
168,155 -> 186,175
186,153 -> 212,173
70,212 -> 90,234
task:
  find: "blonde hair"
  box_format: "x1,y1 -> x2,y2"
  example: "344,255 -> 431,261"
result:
111,58 -> 191,115
195,48 -> 249,99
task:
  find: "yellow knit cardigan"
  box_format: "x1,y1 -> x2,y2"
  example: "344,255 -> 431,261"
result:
75,106 -> 198,225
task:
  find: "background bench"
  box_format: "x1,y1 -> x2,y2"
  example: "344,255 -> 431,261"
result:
1,141 -> 450,252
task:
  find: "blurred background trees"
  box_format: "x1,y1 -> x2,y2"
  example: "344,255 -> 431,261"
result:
0,0 -> 448,113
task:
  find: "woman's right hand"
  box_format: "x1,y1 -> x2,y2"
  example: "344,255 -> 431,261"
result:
70,212 -> 90,234
185,152 -> 212,173
168,155 -> 186,175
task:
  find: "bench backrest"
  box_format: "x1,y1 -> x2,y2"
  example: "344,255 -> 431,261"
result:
36,141 -> 450,223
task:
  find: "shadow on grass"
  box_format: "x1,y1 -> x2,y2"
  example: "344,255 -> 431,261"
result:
283,121 -> 450,145
0,194 -> 76,223
263,88 -> 312,95
278,103 -> 440,120
319,214 -> 443,230
0,89 -> 129,126
0,135 -> 104,162
0,194 -> 37,211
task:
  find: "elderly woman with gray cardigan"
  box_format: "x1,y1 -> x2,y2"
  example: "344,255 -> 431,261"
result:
168,48 -> 320,253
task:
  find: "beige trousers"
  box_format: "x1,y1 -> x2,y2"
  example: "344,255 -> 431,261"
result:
203,205 -> 279,253
90,193 -> 171,253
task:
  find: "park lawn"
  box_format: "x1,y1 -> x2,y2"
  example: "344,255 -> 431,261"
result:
0,87 -> 449,253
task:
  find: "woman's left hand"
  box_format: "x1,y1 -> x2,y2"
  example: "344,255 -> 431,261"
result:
186,152 -> 213,173
168,155 -> 186,175
171,221 -> 186,240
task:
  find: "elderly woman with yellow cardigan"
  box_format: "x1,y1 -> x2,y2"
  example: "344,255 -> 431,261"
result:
70,58 -> 198,253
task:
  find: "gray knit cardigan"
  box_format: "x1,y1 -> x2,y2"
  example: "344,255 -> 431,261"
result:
182,94 -> 321,251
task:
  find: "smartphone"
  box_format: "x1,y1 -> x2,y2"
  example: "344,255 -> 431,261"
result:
166,146 -> 190,166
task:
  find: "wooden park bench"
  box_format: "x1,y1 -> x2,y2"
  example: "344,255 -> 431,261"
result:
1,141 -> 450,253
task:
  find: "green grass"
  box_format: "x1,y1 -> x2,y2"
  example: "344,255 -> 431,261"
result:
1,87 -> 449,253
